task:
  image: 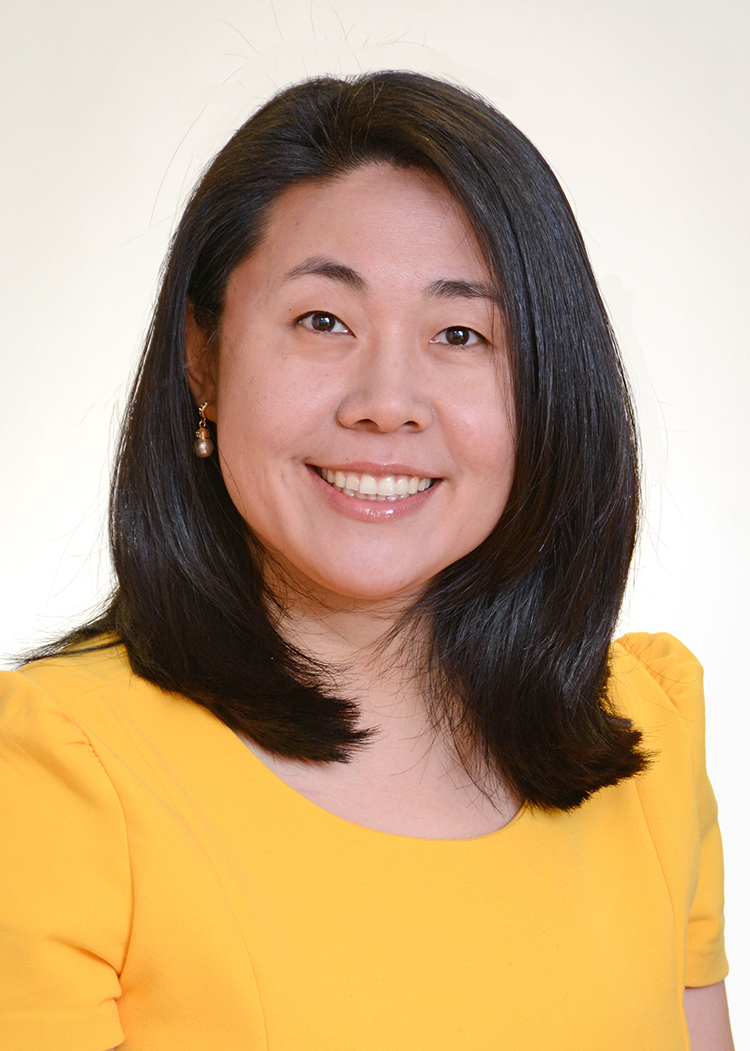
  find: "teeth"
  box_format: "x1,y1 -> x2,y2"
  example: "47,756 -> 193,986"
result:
317,468 -> 434,501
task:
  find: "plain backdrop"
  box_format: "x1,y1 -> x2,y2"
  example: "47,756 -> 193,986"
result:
2,0 -> 748,1039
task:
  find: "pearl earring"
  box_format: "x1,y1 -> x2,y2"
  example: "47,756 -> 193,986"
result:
193,402 -> 214,458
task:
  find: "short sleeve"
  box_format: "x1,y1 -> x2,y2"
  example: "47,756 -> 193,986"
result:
617,632 -> 729,988
0,669 -> 132,1051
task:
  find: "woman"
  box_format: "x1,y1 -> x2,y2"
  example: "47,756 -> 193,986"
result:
0,72 -> 732,1049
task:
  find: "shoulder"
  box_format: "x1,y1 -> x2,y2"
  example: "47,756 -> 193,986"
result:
4,639 -> 139,702
0,642 -> 149,803
1,642 -> 123,749
0,641 -> 207,801
0,639 -> 232,808
1,640 -> 187,745
609,633 -> 728,987
608,631 -> 712,824
609,631 -> 706,752
611,631 -> 702,705
606,631 -> 715,869
609,635 -> 722,904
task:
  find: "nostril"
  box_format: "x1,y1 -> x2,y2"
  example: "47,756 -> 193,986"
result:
349,417 -> 423,433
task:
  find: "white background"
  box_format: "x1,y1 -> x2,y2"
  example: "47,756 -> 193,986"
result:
2,0 -> 747,1039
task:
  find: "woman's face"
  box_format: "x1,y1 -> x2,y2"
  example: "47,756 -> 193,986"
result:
186,164 -> 515,607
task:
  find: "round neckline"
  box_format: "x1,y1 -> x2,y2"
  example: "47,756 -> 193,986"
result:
231,730 -> 529,845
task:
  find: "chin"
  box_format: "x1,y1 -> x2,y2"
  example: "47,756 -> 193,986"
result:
263,545 -> 441,608
299,569 -> 432,608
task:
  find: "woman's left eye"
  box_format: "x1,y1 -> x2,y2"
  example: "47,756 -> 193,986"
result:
430,326 -> 487,347
296,311 -> 350,334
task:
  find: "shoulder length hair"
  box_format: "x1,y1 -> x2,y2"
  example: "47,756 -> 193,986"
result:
38,71 -> 647,810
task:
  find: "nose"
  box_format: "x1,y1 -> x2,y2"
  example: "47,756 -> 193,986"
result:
335,336 -> 432,433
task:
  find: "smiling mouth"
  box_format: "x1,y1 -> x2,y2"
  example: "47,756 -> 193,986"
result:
314,467 -> 435,502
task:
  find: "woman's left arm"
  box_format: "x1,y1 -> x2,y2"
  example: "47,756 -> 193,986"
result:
684,982 -> 734,1050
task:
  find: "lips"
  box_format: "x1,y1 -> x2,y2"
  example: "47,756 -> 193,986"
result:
314,467 -> 435,502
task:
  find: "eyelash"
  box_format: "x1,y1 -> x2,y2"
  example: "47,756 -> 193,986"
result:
295,311 -> 488,347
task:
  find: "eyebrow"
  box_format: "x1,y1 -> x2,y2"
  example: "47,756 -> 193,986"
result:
282,257 -> 367,292
423,278 -> 498,303
281,257 -> 498,303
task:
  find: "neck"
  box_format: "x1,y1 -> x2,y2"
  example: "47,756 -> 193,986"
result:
264,569 -> 435,740
261,563 -> 502,800
259,569 -> 510,819
282,601 -> 426,711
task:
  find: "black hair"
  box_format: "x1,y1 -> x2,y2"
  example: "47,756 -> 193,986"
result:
29,71 -> 647,810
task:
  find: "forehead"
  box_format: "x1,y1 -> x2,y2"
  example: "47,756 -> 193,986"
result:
238,163 -> 491,291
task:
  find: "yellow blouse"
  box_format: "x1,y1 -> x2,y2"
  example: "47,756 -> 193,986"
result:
0,633 -> 727,1051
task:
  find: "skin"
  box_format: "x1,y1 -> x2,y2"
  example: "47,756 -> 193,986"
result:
683,983 -> 735,1050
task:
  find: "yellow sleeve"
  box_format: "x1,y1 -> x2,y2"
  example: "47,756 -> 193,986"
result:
619,632 -> 728,988
0,668 -> 131,1051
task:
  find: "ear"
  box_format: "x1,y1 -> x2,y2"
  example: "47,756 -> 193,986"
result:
184,300 -> 218,421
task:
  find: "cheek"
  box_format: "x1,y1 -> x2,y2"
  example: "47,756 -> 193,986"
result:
451,381 -> 515,483
455,400 -> 516,546
213,353 -> 338,484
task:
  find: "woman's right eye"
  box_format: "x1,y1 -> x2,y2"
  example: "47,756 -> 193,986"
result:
296,311 -> 350,334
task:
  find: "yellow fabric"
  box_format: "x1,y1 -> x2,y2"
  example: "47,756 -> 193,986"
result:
0,633 -> 727,1051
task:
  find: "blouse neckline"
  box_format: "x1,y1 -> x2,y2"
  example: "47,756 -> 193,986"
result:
230,729 -> 530,846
